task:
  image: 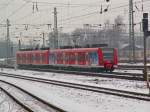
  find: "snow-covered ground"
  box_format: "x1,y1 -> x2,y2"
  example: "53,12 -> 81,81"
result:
0,81 -> 59,112
0,68 -> 150,112
0,75 -> 150,112
0,88 -> 27,112
119,62 -> 150,66
114,69 -> 143,74
0,68 -> 149,94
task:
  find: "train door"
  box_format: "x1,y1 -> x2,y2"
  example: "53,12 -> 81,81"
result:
32,53 -> 36,64
41,53 -> 45,64
69,52 -> 75,65
57,52 -> 63,64
36,53 -> 40,64
49,53 -> 55,65
88,51 -> 98,66
28,53 -> 32,64
65,52 -> 69,65
77,52 -> 86,65
23,53 -> 26,64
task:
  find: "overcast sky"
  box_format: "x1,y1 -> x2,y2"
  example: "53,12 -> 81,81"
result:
0,0 -> 150,41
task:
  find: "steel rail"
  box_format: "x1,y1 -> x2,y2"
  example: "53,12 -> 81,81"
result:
118,65 -> 150,69
0,79 -> 66,112
0,87 -> 34,112
23,67 -> 144,81
0,72 -> 150,101
0,65 -> 144,80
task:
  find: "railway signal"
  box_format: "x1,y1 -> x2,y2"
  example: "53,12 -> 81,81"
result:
142,13 -> 150,95
142,13 -> 148,32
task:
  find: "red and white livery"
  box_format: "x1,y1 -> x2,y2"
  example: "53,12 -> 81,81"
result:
16,47 -> 118,72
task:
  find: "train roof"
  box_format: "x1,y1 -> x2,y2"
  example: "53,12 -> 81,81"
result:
16,47 -> 115,54
49,48 -> 100,52
16,50 -> 49,54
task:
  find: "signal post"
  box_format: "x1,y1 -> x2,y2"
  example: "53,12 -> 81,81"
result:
142,13 -> 150,95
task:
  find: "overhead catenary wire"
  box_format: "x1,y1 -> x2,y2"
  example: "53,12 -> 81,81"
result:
57,0 -> 150,26
0,1 -> 30,23
2,0 -> 150,24
22,0 -> 106,7
1,0 -> 150,39
0,0 -> 15,12
8,0 -> 150,26
11,0 -> 107,25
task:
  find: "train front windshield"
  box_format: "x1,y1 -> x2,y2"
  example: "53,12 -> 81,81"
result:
102,48 -> 114,61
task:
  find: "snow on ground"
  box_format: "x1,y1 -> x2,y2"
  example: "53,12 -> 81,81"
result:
114,69 -> 143,74
0,75 -> 150,112
0,68 -> 149,94
119,62 -> 150,66
0,81 -> 58,112
0,88 -> 27,112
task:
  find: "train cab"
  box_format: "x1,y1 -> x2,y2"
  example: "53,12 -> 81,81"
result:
101,48 -> 118,71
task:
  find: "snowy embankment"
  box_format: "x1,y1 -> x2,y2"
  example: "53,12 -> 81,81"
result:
0,68 -> 150,112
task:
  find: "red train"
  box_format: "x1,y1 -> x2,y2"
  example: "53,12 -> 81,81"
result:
16,47 -> 118,72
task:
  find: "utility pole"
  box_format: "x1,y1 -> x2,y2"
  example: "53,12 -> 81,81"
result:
18,39 -> 21,50
42,32 -> 45,48
6,19 -> 10,64
49,33 -> 51,49
18,32 -> 22,50
129,0 -> 135,62
53,7 -> 58,49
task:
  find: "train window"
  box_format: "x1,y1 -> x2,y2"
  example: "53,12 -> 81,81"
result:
36,54 -> 40,62
89,52 -> 98,65
34,54 -> 37,61
19,55 -> 22,62
78,53 -> 85,62
57,53 -> 63,61
22,54 -> 24,62
39,54 -> 41,62
102,48 -> 114,60
25,54 -> 28,63
64,53 -> 69,62
39,54 -> 42,62
49,53 -> 55,64
31,54 -> 33,62
69,53 -> 75,61
27,54 -> 30,63
23,54 -> 26,63
32,54 -> 36,61
20,54 -> 23,62
23,54 -> 25,62
29,54 -> 32,64
85,53 -> 89,60
42,54 -> 45,62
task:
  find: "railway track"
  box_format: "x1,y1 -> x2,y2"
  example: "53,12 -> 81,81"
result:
0,87 -> 32,112
118,65 -> 150,70
21,67 -> 144,81
0,72 -> 150,101
0,64 -> 146,80
0,79 -> 66,112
